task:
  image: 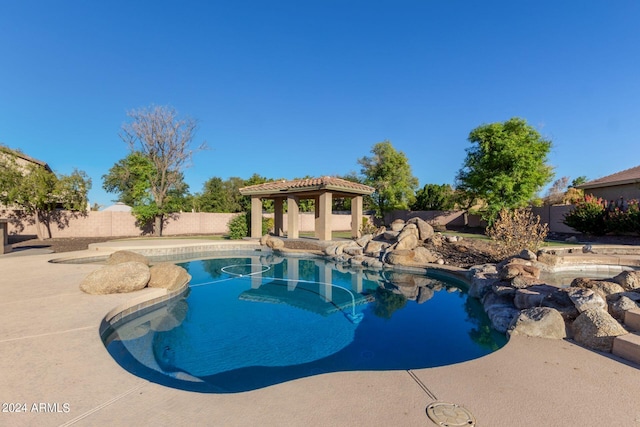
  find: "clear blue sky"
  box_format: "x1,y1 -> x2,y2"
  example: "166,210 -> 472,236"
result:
1,1 -> 639,208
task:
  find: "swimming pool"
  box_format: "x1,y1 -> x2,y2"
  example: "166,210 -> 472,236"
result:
102,254 -> 506,393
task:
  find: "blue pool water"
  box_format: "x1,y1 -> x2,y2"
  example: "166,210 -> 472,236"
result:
103,255 -> 506,393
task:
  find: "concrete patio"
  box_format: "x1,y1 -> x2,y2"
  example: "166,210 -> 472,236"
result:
2,240 -> 640,426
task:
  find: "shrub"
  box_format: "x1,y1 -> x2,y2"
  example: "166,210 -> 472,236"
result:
360,217 -> 377,235
227,213 -> 248,240
563,195 -> 608,235
486,208 -> 548,258
227,212 -> 275,240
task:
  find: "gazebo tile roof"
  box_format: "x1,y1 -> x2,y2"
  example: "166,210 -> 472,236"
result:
239,176 -> 375,196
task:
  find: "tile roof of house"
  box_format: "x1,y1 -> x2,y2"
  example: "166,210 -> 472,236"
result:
239,176 -> 375,196
578,164 -> 640,189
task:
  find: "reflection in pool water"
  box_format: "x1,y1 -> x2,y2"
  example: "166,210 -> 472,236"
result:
103,255 -> 507,393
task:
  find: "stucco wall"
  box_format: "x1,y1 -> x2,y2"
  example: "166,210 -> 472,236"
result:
582,183 -> 640,204
5,211 -> 366,238
4,206 -> 588,238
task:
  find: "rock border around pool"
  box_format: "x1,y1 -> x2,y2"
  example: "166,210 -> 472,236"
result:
469,250 -> 640,353
80,250 -> 191,295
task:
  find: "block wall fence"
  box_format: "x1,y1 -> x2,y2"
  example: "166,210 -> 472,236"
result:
5,206 -> 579,238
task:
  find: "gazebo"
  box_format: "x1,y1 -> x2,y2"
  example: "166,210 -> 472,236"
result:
239,177 -> 375,240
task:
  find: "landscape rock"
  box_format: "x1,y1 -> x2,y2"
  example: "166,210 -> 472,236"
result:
536,252 -> 560,266
499,262 -> 540,280
519,249 -> 537,261
397,223 -> 419,241
469,274 -> 498,299
395,233 -> 419,251
407,217 -> 435,241
148,262 -> 192,291
567,288 -> 607,313
390,219 -> 405,232
382,230 -> 400,241
385,247 -> 438,267
609,296 -> 639,322
266,237 -> 285,250
509,307 -> 567,339
513,284 -> 558,309
80,261 -> 150,295
612,270 -> 640,290
540,289 -> 580,321
571,308 -> 627,352
363,240 -> 389,257
106,250 -> 149,266
570,278 -> 625,297
355,234 -> 373,247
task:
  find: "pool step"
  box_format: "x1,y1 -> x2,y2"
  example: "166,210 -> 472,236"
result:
612,332 -> 640,366
623,308 -> 640,332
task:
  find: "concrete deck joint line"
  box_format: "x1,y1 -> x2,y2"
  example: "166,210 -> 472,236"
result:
0,325 -> 95,343
58,383 -> 146,426
406,369 -> 438,401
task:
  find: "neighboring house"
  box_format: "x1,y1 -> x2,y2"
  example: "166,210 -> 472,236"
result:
0,145 -> 52,174
577,165 -> 640,202
0,146 -> 53,212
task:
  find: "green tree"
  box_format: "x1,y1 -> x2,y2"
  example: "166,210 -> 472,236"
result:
411,183 -> 456,211
0,148 -> 91,239
114,105 -> 205,236
570,176 -> 588,188
358,140 -> 418,218
455,118 -> 553,225
102,151 -> 190,230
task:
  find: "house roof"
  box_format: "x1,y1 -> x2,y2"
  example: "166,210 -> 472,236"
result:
0,145 -> 52,172
239,176 -> 375,197
577,165 -> 640,190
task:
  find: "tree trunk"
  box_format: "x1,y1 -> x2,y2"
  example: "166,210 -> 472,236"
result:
154,215 -> 163,237
34,211 -> 52,240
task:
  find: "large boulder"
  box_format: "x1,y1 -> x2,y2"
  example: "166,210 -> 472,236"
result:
106,250 -> 149,266
390,219 -> 405,232
612,271 -> 640,290
513,284 -> 558,309
609,296 -> 639,322
397,223 -> 419,242
567,288 -> 607,313
509,307 -> 567,339
355,234 -> 373,247
570,278 -> 625,297
541,289 -> 580,321
148,263 -> 191,291
265,236 -> 285,250
80,261 -> 150,295
395,234 -> 419,251
407,217 -> 434,241
385,247 -> 439,266
363,240 -> 390,257
571,308 -> 627,352
469,274 -> 499,299
499,262 -> 540,280
483,292 -> 520,333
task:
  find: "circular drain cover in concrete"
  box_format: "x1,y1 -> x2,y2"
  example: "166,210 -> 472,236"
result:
426,402 -> 476,427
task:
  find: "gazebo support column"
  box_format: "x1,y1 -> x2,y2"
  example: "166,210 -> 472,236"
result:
273,197 -> 285,236
250,197 -> 263,238
287,195 -> 300,239
315,191 -> 332,241
351,195 -> 363,238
